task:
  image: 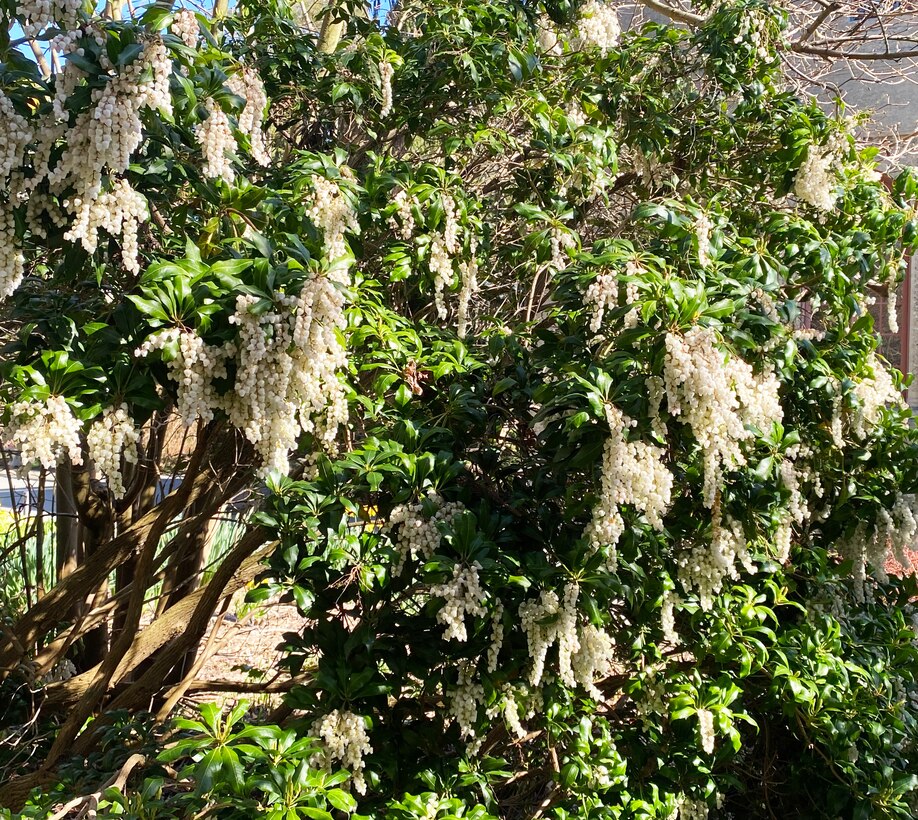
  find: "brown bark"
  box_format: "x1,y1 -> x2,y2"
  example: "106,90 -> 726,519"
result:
41,530 -> 272,711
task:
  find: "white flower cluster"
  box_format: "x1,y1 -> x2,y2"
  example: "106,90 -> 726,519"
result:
697,707 -> 715,754
794,138 -> 843,212
845,494 -> 918,597
8,395 -> 83,470
0,91 -> 32,187
623,280 -> 640,329
851,353 -> 904,439
487,602 -> 504,673
171,9 -> 199,48
225,276 -> 349,475
584,269 -> 617,334
520,586 -> 573,687
307,176 -> 360,263
647,374 -> 666,438
884,494 -> 918,571
500,687 -> 527,739
774,516 -> 792,563
388,189 -> 417,240
664,327 -> 783,508
634,662 -> 668,729
0,200 -> 24,299
572,622 -> 617,699
733,9 -> 771,61
37,38 -> 173,275
584,405 -> 673,569
72,177 -> 149,274
677,514 -> 756,610
379,60 -> 394,119
536,16 -> 562,55
196,98 -> 237,184
431,562 -> 488,642
576,1 -> 620,55
449,661 -> 484,739
661,587 -> 681,645
135,327 -> 231,425
779,457 -> 807,526
669,795 -> 710,820
227,67 -> 270,167
386,187 -> 479,334
519,583 -> 616,695
18,0 -> 81,36
565,101 -> 587,130
548,225 -> 575,272
840,523 -> 869,603
456,242 -> 479,340
429,195 -> 460,319
86,403 -> 140,500
387,492 -> 465,573
310,710 -> 372,795
694,214 -> 713,268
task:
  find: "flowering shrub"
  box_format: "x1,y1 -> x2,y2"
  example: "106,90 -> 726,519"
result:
1,0 -> 918,818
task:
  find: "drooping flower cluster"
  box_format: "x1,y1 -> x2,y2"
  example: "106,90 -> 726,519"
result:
677,514 -> 756,610
456,241 -> 479,339
307,176 -> 361,263
310,710 -> 372,795
388,189 -> 417,240
536,15 -> 562,55
851,353 -> 904,438
30,38 -> 170,274
227,67 -> 270,166
431,562 -> 488,642
170,9 -> 199,48
584,268 -> 617,334
486,602 -> 504,673
135,272 -> 349,475
669,794 -> 711,820
135,328 -> 232,426
661,587 -> 681,645
7,395 -> 83,470
17,0 -> 81,36
694,213 -> 713,268
518,583 -> 616,695
86,404 -> 140,500
70,177 -> 149,274
697,708 -> 715,754
379,60 -> 394,118
548,225 -> 575,272
499,687 -> 527,739
428,195 -> 461,319
224,280 -> 349,475
386,492 -> 465,572
584,406 -> 673,568
571,623 -> 617,698
0,92 -> 33,187
843,494 -> 918,598
794,139 -> 843,212
449,661 -> 485,739
663,327 -> 783,507
520,587 -> 573,687
576,1 -> 620,55
732,9 -> 772,61
584,259 -> 640,334
195,98 -> 237,184
0,200 -> 24,298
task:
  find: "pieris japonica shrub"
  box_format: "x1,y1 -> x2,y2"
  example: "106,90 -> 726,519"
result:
2,0 -> 918,818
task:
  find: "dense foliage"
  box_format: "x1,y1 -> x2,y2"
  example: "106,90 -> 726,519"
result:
1,0 -> 918,818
